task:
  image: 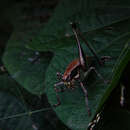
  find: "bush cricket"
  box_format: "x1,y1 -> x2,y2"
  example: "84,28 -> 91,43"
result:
53,22 -> 110,116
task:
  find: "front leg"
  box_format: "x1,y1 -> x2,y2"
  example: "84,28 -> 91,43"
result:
53,81 -> 65,107
100,56 -> 111,64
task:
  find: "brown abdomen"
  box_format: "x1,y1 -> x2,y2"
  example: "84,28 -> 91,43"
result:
62,56 -> 93,81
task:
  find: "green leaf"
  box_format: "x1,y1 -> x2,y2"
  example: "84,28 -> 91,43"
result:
27,0 -> 130,51
25,0 -> 130,129
2,0 -> 53,95
0,74 -> 66,130
0,74 -> 20,97
0,92 -> 34,130
2,31 -> 52,95
45,30 -> 130,130
98,42 -> 130,110
2,0 -> 130,129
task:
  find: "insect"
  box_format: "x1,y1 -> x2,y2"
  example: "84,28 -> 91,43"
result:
53,22 -> 110,116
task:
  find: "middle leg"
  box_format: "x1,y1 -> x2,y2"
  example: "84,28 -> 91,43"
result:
84,67 -> 107,84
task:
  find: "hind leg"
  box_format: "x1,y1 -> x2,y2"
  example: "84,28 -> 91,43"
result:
79,81 -> 91,116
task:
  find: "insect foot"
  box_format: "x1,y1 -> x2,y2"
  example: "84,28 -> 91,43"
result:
100,56 -> 112,65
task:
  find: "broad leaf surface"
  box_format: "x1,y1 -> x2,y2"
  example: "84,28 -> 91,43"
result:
0,74 -> 65,130
0,92 -> 34,130
26,0 -> 130,129
0,74 -> 22,97
2,0 -> 130,129
45,26 -> 130,130
27,0 -> 130,51
3,31 -> 52,95
2,2 -> 53,95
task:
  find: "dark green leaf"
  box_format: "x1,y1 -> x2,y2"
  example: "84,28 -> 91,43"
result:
97,108 -> 130,130
2,32 -> 52,95
45,29 -> 130,130
2,0 -> 130,129
2,0 -> 53,95
24,0 -> 130,129
0,92 -> 34,130
27,0 -> 130,51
